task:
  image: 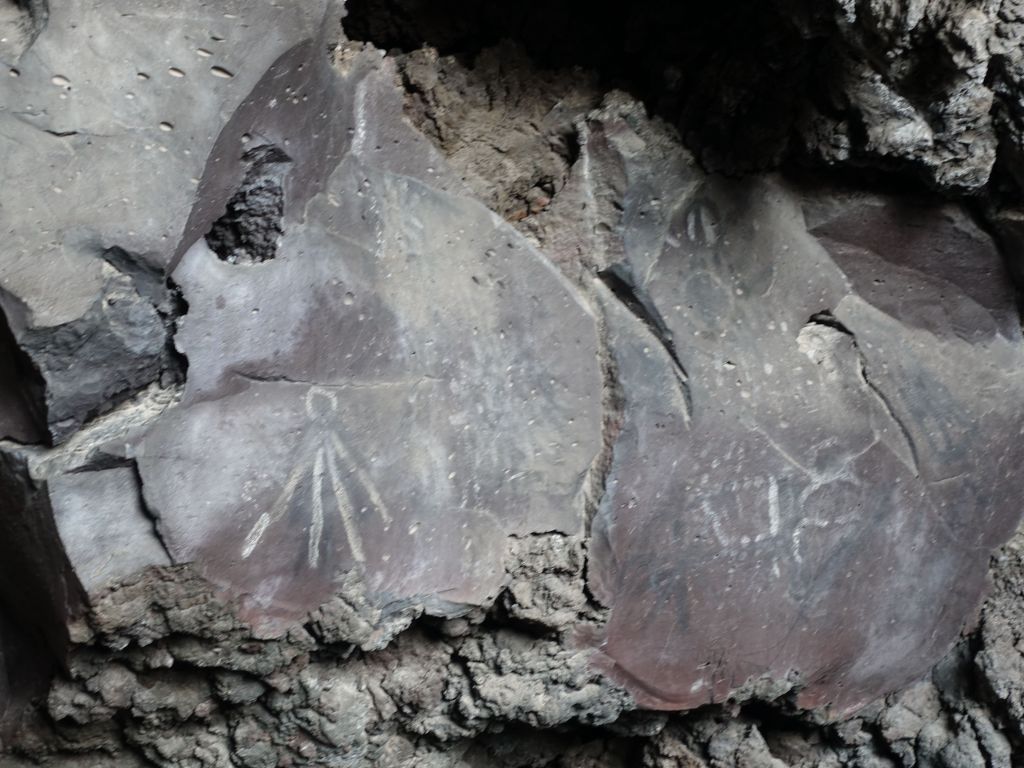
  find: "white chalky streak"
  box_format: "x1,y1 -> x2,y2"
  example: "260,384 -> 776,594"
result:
241,463 -> 305,558
241,515 -> 271,559
768,476 -> 780,536
330,432 -> 392,524
309,449 -> 326,568
326,446 -> 366,563
703,500 -> 730,547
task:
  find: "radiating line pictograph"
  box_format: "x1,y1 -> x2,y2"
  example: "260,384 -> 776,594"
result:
241,386 -> 392,567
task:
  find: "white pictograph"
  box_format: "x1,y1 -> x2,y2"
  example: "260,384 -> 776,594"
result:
241,386 -> 392,567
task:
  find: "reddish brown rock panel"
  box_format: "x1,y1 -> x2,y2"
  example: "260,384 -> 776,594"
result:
581,104 -> 1024,716
118,51 -> 603,633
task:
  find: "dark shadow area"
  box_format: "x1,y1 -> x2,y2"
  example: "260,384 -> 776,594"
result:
102,248 -> 190,388
598,267 -> 688,380
0,0 -> 49,62
0,600 -> 53,745
205,144 -> 292,265
0,448 -> 86,740
343,0 -> 834,175
0,308 -> 47,445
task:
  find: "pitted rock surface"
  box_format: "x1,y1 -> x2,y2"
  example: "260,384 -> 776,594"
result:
0,0 -> 331,442
119,48 -> 602,633
566,98 -> 1024,715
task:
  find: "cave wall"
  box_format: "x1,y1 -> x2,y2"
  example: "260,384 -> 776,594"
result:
2,1 -> 1024,766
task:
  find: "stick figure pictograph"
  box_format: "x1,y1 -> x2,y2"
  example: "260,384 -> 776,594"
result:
241,385 -> 392,568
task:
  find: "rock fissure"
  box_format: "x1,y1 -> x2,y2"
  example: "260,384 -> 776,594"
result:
807,310 -> 922,477
581,303 -> 624,542
597,267 -> 692,419
126,461 -> 175,570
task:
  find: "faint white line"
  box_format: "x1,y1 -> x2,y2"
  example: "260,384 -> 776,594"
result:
309,449 -> 326,568
326,444 -> 366,563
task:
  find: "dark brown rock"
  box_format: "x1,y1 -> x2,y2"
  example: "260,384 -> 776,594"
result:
113,48 -> 603,634
575,97 -> 1024,716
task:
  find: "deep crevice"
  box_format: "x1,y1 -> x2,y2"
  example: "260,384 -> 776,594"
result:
161,275 -> 189,386
597,267 -> 691,419
343,0 -> 840,178
808,310 -> 853,336
127,459 -> 175,567
344,0 -> 1021,195
0,306 -> 47,445
580,306 -> 623,538
205,144 -> 292,265
100,247 -> 189,388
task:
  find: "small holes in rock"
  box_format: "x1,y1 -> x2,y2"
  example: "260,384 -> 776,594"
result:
205,144 -> 292,265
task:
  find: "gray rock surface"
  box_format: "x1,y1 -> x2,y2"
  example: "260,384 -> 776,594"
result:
0,0 -> 331,442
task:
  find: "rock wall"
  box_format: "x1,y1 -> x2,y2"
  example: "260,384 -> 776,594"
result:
2,1 -> 1024,766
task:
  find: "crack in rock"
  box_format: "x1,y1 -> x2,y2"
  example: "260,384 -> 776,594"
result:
803,310 -> 921,477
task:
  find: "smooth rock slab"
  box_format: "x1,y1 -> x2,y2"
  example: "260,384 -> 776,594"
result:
118,50 -> 603,633
577,100 -> 1024,715
49,466 -> 172,594
0,0 -> 332,441
2,0 -> 1021,735
0,2 -> 600,729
